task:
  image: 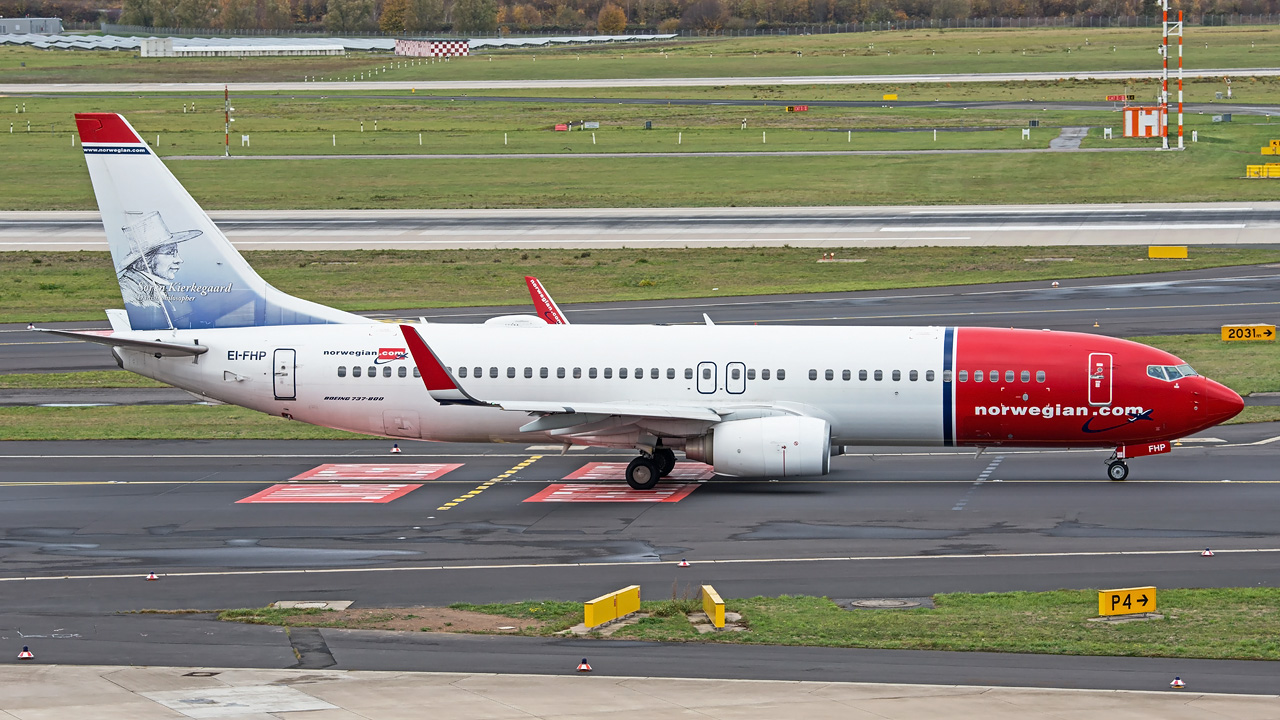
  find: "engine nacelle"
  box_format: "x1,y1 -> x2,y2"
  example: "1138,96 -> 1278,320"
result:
685,416 -> 831,478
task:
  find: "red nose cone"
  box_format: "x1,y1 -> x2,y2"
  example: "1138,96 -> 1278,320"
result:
1204,379 -> 1244,425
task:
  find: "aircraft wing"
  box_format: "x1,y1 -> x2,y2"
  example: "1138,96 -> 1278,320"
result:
399,324 -> 721,426
525,276 -> 568,325
34,328 -> 208,357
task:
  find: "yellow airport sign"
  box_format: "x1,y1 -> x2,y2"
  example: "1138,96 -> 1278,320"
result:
882,93 -> 898,101
1148,246 -> 1187,259
701,584 -> 725,629
1098,586 -> 1157,616
1222,324 -> 1276,342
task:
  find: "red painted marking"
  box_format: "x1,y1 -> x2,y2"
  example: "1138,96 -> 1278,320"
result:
75,113 -> 143,144
237,483 -> 422,503
523,483 -> 700,503
564,462 -> 714,481
290,463 -> 461,481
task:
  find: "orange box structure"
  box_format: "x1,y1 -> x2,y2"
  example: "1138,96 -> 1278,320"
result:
1123,107 -> 1166,138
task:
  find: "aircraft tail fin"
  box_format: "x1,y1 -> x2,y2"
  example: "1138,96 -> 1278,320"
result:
525,276 -> 569,324
75,113 -> 369,331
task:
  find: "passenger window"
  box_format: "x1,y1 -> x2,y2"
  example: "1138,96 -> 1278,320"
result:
842,369 -> 851,381
459,367 -> 468,378
748,369 -> 756,380
398,366 -> 407,378
382,366 -> 391,378
777,369 -> 786,380
1020,370 -> 1030,383
1036,371 -> 1046,383
573,367 -> 582,379
874,370 -> 883,381
958,370 -> 967,382
703,368 -> 712,380
684,368 -> 693,380
473,367 -> 481,378
634,367 -> 643,379
974,370 -> 982,382
368,366 -> 376,378
809,369 -> 818,380
589,368 -> 597,379
824,369 -> 834,381
557,367 -> 565,378
651,368 -> 659,379
667,368 -> 675,379
1004,370 -> 1014,383
761,369 -> 771,380
540,367 -> 549,379
352,366 -> 361,377
892,370 -> 901,381
507,367 -> 516,379
859,369 -> 868,381
731,367 -> 741,380
413,368 -> 420,378
909,370 -> 918,381
990,370 -> 999,382
337,366 -> 346,377
489,367 -> 498,378
620,367 -> 629,379
524,367 -> 533,378
604,367 -> 613,379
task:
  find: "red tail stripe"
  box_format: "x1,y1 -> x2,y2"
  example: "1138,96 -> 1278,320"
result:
398,325 -> 456,392
74,113 -> 143,144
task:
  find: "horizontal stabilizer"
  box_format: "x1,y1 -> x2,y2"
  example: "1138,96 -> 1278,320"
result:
34,328 -> 207,357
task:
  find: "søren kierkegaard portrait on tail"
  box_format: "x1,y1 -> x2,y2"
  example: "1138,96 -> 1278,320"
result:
115,211 -> 231,330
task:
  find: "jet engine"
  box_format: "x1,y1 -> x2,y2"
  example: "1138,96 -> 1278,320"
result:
684,416 -> 831,477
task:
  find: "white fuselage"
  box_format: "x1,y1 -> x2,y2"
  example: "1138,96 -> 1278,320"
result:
118,323 -> 948,446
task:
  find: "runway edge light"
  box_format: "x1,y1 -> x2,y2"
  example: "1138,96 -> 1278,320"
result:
146,571 -> 159,581
577,658 -> 592,672
1202,548 -> 1214,557
1171,676 -> 1186,689
17,646 -> 33,659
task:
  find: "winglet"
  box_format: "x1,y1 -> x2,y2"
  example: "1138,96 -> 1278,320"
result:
525,276 -> 569,325
398,325 -> 489,406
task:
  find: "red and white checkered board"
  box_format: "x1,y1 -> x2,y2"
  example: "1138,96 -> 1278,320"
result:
237,483 -> 422,504
290,463 -> 461,481
563,461 -> 714,481
430,41 -> 469,56
523,483 -> 700,503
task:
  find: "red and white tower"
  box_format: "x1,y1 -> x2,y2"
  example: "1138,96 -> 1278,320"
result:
1161,1 -> 1185,150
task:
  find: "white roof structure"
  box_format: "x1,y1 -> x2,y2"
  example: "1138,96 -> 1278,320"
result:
0,32 -> 677,52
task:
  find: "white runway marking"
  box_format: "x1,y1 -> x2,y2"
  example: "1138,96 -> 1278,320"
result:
1,546 -> 1278,584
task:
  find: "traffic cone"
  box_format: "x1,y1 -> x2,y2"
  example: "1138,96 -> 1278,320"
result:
678,558 -> 690,567
1170,676 -> 1185,689
390,443 -> 402,454
146,571 -> 159,581
576,658 -> 592,672
17,646 -> 33,659
1202,548 -> 1214,557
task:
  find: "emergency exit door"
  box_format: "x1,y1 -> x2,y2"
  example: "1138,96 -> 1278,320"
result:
273,348 -> 296,400
1087,352 -> 1112,406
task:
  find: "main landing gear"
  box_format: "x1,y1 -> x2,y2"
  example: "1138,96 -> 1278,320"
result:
625,446 -> 676,490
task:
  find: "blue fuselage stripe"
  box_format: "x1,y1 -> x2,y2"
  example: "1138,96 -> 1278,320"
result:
943,327 -> 955,447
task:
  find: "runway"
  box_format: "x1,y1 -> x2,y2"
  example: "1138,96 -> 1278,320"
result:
5,264 -> 1277,374
4,68 -> 1280,93
1,424 -> 1279,689
5,203 -> 1279,251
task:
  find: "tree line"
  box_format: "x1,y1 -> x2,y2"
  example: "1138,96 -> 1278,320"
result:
4,0 -> 1278,34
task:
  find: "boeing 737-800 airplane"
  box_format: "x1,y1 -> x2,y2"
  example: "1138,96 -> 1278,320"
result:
42,113 -> 1244,489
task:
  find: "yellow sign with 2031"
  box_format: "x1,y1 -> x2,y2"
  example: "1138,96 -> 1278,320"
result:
1221,324 -> 1276,342
1098,586 -> 1157,616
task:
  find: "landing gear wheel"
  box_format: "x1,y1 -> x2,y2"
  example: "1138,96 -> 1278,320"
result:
626,456 -> 661,490
1107,460 -> 1129,482
654,447 -> 676,478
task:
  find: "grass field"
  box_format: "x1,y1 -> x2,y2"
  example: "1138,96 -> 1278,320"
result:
4,26 -> 1280,83
219,588 -> 1280,660
8,248 -> 1280,322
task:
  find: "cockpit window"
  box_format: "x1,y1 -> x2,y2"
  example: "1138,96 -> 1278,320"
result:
1148,364 -> 1199,382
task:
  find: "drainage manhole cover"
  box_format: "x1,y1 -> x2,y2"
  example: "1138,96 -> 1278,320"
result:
836,597 -> 933,610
